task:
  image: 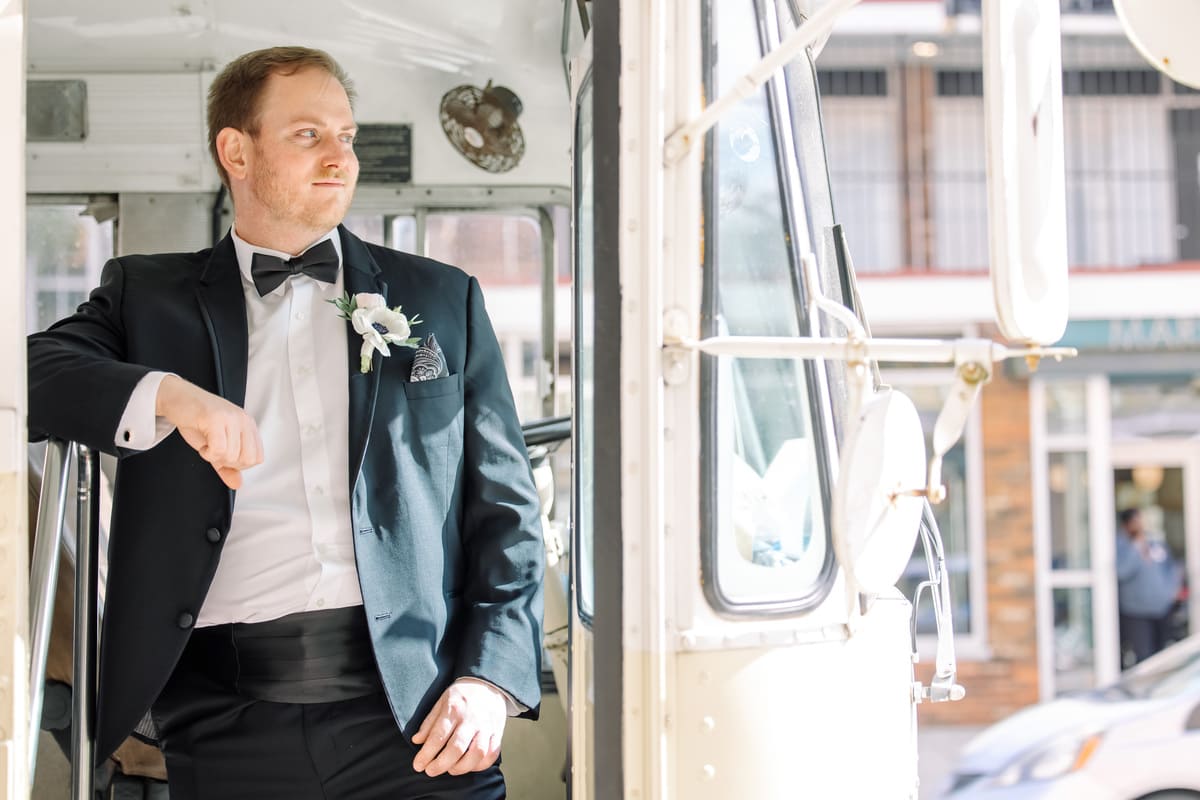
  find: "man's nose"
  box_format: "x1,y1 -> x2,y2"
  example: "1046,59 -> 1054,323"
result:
320,137 -> 354,169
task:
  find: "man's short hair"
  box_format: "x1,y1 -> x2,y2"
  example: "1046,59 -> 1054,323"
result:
1118,508 -> 1141,527
206,46 -> 356,188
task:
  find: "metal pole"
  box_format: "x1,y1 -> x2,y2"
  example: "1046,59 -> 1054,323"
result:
71,445 -> 99,800
27,439 -> 74,781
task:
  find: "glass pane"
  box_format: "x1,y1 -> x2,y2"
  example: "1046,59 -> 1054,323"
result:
705,0 -> 830,607
342,213 -> 384,246
391,216 -> 416,253
891,380 -> 973,634
1053,587 -> 1096,693
1049,451 -> 1091,569
1111,380 -> 1200,439
1045,381 -> 1087,436
426,213 -> 543,421
575,75 -> 596,620
26,205 -> 114,333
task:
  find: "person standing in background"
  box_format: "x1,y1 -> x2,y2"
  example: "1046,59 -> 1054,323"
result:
1116,507 -> 1183,665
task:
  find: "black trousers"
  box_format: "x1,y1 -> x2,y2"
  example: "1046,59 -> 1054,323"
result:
151,613 -> 505,800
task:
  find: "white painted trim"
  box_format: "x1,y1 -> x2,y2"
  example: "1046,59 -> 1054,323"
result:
1086,375 -> 1119,686
1030,379 -> 1056,701
0,0 -> 29,793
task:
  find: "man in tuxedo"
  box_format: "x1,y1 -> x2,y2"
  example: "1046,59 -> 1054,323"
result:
27,46 -> 544,799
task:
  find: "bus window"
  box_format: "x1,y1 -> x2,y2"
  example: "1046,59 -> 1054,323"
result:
574,71 -> 595,622
26,201 -> 114,333
701,0 -> 834,611
391,215 -> 417,253
342,213 -> 386,247
426,212 -> 547,421
341,214 -> 416,252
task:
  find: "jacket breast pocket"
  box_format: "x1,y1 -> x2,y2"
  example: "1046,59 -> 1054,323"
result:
401,373 -> 462,401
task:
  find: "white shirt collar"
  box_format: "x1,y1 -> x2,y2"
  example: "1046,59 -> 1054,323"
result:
230,226 -> 343,295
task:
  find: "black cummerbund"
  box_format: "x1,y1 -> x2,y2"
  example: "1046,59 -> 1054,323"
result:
183,606 -> 382,704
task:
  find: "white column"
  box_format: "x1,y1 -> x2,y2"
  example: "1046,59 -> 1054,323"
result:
0,1 -> 29,797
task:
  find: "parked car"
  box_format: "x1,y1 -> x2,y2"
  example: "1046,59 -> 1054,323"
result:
939,634 -> 1200,799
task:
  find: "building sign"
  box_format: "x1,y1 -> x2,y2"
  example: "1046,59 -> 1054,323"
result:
1061,318 -> 1200,353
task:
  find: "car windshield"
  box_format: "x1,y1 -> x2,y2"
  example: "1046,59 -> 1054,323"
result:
1107,636 -> 1200,700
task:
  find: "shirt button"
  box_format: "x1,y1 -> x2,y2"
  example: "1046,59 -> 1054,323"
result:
316,598 -> 326,608
296,311 -> 307,321
205,527 -> 223,543
177,612 -> 195,629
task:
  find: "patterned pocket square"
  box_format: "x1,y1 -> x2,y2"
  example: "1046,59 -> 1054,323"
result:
410,333 -> 450,382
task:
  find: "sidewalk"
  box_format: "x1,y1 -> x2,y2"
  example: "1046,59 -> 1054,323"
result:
918,724 -> 986,799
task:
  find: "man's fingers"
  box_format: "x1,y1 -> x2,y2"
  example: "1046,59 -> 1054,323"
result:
425,726 -> 476,777
412,714 -> 455,772
446,733 -> 498,776
411,697 -> 441,745
215,465 -> 242,490
239,423 -> 263,469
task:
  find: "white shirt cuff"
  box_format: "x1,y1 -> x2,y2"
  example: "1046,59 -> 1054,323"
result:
453,676 -> 527,717
115,371 -> 177,451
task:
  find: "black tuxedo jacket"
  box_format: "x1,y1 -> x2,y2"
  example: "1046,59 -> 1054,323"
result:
27,227 -> 545,761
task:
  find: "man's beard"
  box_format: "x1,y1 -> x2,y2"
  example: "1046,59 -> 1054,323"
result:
250,157 -> 352,234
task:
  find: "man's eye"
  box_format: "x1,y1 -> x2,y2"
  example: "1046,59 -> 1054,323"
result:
298,130 -> 318,139
341,134 -> 357,144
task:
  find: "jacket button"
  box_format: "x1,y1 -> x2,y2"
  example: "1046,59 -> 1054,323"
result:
205,527 -> 223,543
177,612 -> 195,629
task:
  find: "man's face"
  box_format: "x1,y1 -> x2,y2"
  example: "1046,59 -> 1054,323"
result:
241,67 -> 358,239
1125,512 -> 1144,538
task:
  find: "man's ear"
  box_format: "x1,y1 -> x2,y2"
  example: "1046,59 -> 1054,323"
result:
216,127 -> 249,182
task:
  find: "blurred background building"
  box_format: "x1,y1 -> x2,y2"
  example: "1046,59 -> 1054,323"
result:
828,0 -> 1200,724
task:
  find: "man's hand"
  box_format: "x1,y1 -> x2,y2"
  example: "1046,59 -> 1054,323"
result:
156,375 -> 263,489
411,680 -> 507,777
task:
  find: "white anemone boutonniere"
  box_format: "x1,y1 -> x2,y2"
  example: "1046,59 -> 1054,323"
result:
330,292 -> 422,373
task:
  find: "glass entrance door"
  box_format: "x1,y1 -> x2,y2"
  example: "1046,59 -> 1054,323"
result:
1111,441 -> 1199,668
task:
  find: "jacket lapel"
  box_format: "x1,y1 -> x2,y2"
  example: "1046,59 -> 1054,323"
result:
339,226 -> 388,492
195,234 -> 249,408
194,234 -> 249,516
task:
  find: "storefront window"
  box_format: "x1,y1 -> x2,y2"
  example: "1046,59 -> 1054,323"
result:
1053,586 -> 1096,693
1049,451 -> 1091,570
1045,381 -> 1087,436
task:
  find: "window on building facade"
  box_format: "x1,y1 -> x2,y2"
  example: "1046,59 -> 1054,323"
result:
818,70 -> 903,273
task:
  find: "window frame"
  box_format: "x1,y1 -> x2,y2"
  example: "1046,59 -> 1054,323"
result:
698,0 -> 839,616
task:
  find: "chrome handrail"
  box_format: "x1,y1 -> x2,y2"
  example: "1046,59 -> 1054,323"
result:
72,444 -> 99,799
27,439 -> 98,800
27,439 -> 73,780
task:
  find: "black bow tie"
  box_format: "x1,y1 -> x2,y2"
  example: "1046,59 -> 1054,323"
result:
249,238 -> 339,297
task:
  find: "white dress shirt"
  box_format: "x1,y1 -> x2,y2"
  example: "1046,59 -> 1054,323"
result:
118,227 -> 360,626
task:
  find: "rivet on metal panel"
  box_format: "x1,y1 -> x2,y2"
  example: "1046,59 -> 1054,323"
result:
701,716 -> 716,733
702,765 -> 716,781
